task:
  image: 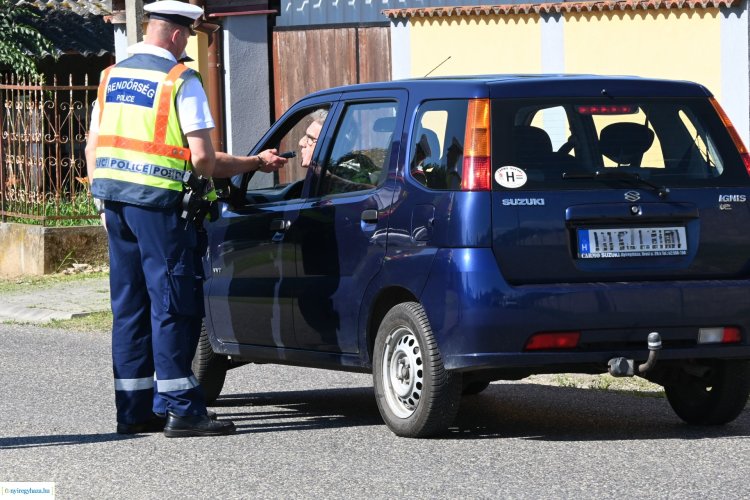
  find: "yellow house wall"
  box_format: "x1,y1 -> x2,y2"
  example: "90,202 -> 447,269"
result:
185,33 -> 209,83
565,10 -> 723,101
406,9 -> 722,98
396,5 -> 747,143
409,15 -> 542,77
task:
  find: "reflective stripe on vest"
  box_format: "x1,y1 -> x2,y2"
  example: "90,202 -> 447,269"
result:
97,65 -> 113,128
97,135 -> 190,161
95,156 -> 187,184
92,55 -> 194,208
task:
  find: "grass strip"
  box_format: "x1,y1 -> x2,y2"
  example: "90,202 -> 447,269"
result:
48,310 -> 113,333
0,271 -> 109,294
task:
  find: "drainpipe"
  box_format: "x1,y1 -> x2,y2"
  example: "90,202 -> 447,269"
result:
189,0 -> 225,153
201,23 -> 225,153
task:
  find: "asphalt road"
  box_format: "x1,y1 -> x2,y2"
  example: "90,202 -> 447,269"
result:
1,323 -> 749,499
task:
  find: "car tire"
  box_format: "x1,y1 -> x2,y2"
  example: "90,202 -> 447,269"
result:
462,380 -> 491,396
192,320 -> 229,405
373,302 -> 462,438
664,360 -> 750,425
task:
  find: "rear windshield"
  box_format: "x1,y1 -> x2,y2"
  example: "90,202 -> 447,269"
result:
491,97 -> 749,190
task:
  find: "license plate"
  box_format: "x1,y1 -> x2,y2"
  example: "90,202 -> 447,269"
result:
577,227 -> 688,258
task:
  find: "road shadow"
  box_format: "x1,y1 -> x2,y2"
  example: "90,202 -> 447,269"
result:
7,384 -> 743,446
0,433 -> 142,450
213,382 -> 750,441
211,386 -> 382,434
451,383 -> 750,441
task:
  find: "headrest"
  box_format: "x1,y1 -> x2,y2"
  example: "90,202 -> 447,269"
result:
416,133 -> 432,159
414,128 -> 441,165
513,126 -> 553,158
374,116 -> 395,132
599,122 -> 655,166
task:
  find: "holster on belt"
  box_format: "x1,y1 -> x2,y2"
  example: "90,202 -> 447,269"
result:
181,171 -> 218,230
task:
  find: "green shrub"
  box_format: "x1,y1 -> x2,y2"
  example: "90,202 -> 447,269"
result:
2,191 -> 99,226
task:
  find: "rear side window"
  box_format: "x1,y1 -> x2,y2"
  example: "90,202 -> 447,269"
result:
492,98 -> 748,190
409,100 -> 469,190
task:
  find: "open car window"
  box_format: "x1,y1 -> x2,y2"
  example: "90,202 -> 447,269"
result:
242,105 -> 332,204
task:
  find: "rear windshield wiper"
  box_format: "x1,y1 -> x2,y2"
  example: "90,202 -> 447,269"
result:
562,170 -> 670,199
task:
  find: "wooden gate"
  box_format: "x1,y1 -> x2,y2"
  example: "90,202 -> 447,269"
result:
272,25 -> 391,119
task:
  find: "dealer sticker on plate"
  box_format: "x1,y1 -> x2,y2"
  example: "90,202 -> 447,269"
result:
577,227 -> 687,258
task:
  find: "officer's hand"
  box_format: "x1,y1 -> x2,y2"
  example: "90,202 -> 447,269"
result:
256,149 -> 287,173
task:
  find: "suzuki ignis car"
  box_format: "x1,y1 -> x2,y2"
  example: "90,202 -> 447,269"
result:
195,75 -> 750,437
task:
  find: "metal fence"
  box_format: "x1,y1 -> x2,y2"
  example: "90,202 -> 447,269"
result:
0,74 -> 98,225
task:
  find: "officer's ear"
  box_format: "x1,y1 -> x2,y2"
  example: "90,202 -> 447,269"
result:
167,26 -> 185,46
170,28 -> 182,45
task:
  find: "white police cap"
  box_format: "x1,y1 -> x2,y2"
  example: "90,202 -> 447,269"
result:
144,1 -> 203,27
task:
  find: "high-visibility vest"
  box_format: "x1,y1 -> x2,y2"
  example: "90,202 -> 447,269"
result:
92,53 -> 198,208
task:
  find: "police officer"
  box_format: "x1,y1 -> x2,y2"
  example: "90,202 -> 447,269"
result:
85,0 -> 287,437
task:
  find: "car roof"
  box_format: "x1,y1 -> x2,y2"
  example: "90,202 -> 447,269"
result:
304,74 -> 712,100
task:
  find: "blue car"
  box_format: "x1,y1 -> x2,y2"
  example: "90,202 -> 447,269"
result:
196,75 -> 750,437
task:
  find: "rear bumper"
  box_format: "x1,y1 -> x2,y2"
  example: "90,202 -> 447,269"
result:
419,248 -> 750,372
445,345 -> 750,372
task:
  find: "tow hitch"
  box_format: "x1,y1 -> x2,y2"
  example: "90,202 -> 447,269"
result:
607,332 -> 662,377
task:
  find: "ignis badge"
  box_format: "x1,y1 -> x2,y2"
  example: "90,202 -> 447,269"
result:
495,166 -> 527,188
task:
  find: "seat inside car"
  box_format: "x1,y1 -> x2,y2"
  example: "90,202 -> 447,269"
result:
512,125 -> 578,180
411,128 -> 442,187
599,122 -> 655,168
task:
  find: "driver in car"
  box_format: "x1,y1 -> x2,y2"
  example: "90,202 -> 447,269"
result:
298,108 -> 377,193
299,108 -> 328,168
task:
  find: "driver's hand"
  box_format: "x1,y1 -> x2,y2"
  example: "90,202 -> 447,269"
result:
256,149 -> 287,173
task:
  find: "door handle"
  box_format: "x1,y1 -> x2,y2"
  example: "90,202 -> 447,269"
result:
270,219 -> 289,232
361,209 -> 378,224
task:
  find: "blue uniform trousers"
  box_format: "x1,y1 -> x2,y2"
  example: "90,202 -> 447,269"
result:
104,201 -> 207,424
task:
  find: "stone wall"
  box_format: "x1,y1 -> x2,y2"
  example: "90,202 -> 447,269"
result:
0,223 -> 108,277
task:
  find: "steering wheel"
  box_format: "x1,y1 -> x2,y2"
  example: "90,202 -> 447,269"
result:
332,152 -> 380,185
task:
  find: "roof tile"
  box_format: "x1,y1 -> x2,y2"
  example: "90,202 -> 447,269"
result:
383,0 -> 740,19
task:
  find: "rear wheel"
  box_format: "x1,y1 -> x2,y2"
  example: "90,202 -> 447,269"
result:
664,360 -> 750,425
372,302 -> 462,438
192,321 -> 229,405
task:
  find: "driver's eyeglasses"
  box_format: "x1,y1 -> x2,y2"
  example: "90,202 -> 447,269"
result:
303,134 -> 318,147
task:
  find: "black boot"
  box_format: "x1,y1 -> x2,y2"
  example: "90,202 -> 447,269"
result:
118,409 -> 219,435
117,415 -> 167,435
163,412 -> 236,438
156,409 -> 217,420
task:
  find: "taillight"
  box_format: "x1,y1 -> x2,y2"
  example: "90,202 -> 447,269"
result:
461,98 -> 491,191
524,331 -> 581,351
709,97 -> 750,176
698,327 -> 742,344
